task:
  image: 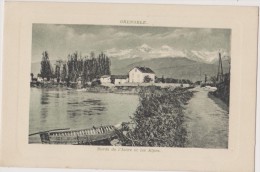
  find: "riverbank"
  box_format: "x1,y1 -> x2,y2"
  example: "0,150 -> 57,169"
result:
31,83 -> 139,95
34,80 -> 196,92
31,82 -> 194,95
83,86 -> 139,95
116,86 -> 194,147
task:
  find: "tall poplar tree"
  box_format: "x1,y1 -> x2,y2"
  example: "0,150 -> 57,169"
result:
40,51 -> 53,81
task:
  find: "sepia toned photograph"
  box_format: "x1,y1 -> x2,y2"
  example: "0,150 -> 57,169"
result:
28,24 -> 231,148
1,2 -> 258,171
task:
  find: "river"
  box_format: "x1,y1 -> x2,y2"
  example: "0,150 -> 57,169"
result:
29,87 -> 229,148
29,88 -> 139,143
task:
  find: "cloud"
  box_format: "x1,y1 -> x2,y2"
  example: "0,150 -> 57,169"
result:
114,31 -> 134,37
161,29 -> 196,40
32,24 -> 231,63
106,48 -> 133,58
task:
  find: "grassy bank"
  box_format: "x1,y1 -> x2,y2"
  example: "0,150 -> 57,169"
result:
84,85 -> 139,94
31,82 -> 141,94
117,86 -> 193,147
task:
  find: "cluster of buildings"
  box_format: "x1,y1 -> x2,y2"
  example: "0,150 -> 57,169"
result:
31,66 -> 194,88
100,67 -> 155,85
31,66 -> 156,87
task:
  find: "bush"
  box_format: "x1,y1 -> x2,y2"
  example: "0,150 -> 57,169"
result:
117,86 -> 193,147
91,79 -> 101,87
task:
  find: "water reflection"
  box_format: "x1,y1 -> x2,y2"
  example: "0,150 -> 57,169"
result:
29,88 -> 139,143
40,90 -> 49,105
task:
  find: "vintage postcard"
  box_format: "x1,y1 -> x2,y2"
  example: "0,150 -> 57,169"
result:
0,2 -> 258,172
29,24 -> 230,149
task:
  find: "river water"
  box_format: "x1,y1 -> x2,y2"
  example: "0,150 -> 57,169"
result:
29,87 -> 229,148
29,88 -> 139,143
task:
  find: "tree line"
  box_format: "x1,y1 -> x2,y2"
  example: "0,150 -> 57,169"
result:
155,76 -> 192,84
38,51 -> 111,85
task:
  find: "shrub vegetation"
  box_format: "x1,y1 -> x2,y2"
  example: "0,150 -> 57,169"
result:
117,86 -> 193,147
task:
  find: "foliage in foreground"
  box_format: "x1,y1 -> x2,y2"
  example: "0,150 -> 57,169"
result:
117,86 -> 193,147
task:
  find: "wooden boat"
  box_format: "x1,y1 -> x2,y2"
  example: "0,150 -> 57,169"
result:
31,125 -> 118,145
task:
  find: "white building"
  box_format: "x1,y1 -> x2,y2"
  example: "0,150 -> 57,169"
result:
111,75 -> 129,85
100,75 -> 111,84
37,76 -> 43,82
129,67 -> 155,83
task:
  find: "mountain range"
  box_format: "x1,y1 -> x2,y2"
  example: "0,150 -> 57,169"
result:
31,56 -> 230,82
105,44 -> 230,64
111,57 -> 229,82
31,44 -> 230,82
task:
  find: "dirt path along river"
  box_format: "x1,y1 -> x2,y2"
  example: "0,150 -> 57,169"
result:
184,87 -> 229,148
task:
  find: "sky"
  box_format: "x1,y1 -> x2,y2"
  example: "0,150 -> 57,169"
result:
32,24 -> 231,63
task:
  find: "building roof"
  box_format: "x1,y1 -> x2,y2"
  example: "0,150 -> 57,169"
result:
111,75 -> 128,79
100,75 -> 111,78
135,67 -> 155,74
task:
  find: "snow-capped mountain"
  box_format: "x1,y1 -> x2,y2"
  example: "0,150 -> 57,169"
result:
105,44 -> 229,64
138,44 -> 152,53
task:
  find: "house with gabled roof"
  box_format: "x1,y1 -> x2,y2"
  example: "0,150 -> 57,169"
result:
100,75 -> 111,84
100,75 -> 129,85
129,67 -> 155,83
111,75 -> 129,85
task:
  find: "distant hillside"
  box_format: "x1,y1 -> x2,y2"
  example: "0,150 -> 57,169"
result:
31,57 -> 230,82
111,57 -> 230,82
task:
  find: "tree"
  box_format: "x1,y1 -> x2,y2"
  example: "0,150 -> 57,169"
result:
195,81 -> 202,85
161,76 -> 165,83
210,76 -> 217,86
143,75 -> 152,83
38,51 -> 111,84
54,60 -> 63,82
30,73 -> 34,81
61,63 -> 67,82
40,51 -> 53,81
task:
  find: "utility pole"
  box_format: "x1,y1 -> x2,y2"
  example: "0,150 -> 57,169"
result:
217,51 -> 223,83
199,64 -> 202,85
